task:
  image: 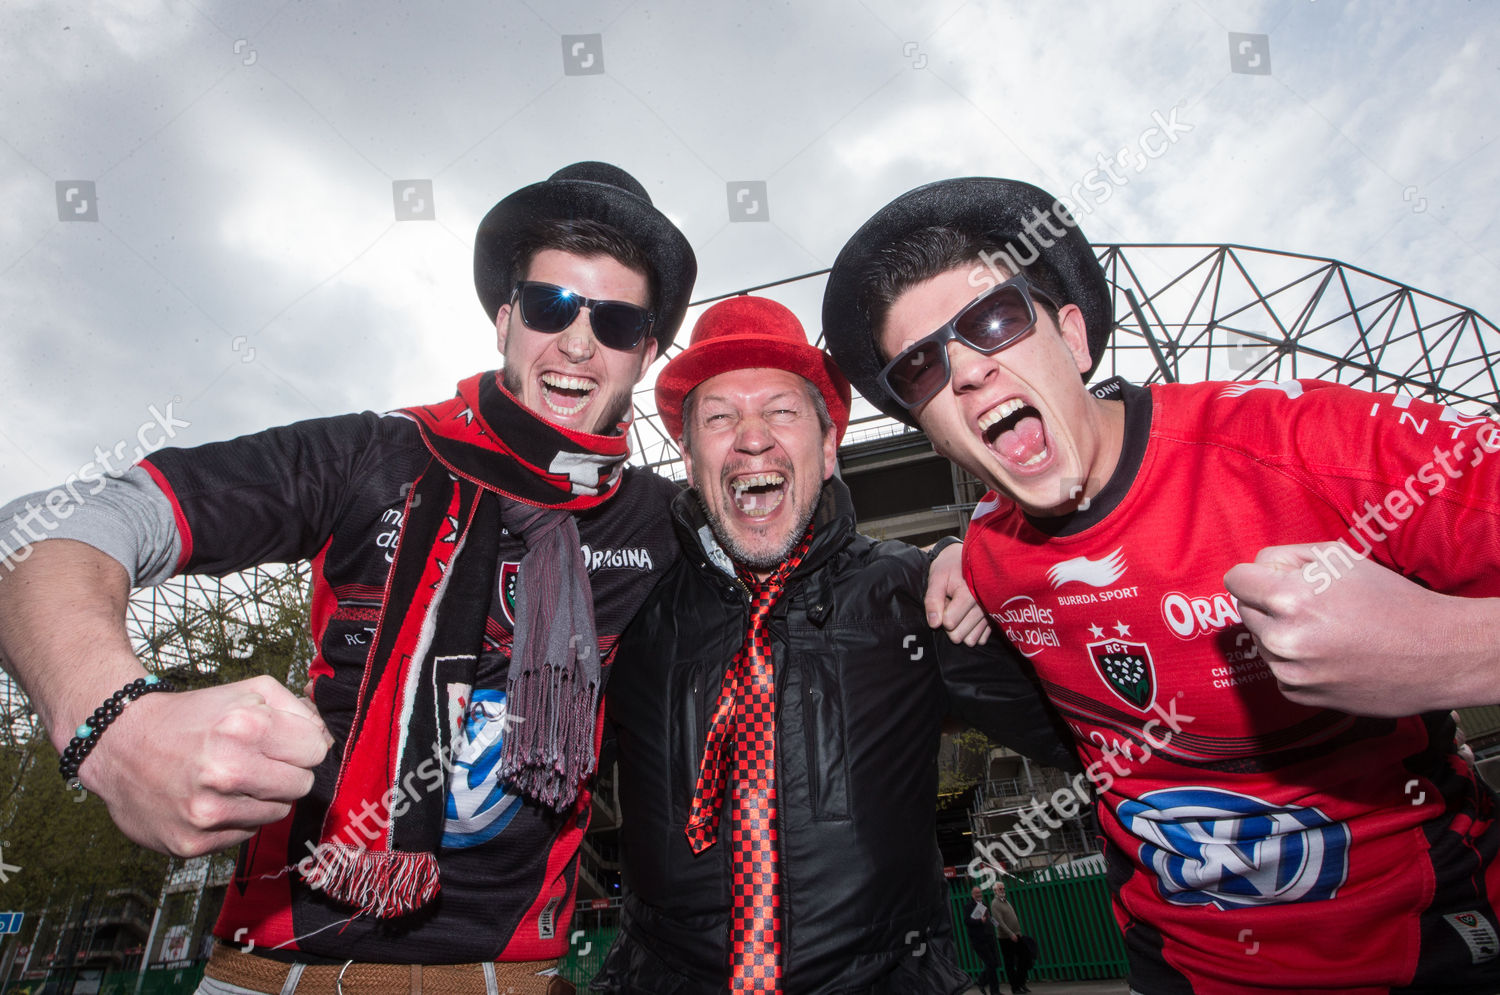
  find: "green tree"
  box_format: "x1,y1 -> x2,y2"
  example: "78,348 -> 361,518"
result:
938,727 -> 994,797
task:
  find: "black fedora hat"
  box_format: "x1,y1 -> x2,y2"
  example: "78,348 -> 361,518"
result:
822,177 -> 1112,426
474,161 -> 697,351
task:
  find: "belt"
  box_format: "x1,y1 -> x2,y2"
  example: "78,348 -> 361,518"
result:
205,943 -> 576,995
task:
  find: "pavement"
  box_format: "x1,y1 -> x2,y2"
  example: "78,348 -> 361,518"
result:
962,981 -> 1130,995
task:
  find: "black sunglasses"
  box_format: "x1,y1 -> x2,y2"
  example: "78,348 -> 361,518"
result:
511,281 -> 655,351
879,274 -> 1058,410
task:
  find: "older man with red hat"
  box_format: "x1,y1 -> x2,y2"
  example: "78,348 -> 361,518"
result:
594,295 -> 1076,995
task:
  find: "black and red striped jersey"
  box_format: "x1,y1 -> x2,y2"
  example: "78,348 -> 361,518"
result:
141,407 -> 680,963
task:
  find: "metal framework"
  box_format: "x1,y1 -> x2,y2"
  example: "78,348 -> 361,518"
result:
3,243 -> 1497,739
2,563 -> 309,742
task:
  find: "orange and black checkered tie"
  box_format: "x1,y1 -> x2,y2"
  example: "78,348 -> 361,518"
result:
685,531 -> 812,994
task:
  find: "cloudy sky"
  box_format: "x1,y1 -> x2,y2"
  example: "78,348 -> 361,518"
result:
1,0 -> 1496,497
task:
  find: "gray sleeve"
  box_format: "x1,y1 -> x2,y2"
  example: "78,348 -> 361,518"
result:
0,466 -> 183,588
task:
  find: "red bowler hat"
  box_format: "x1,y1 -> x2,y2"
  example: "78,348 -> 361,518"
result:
655,295 -> 852,443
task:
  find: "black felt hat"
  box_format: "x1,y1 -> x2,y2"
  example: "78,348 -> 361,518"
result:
822,177 -> 1113,426
474,161 -> 697,351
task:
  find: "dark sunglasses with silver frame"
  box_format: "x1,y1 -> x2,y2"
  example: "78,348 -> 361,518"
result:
511,280 -> 656,351
879,273 -> 1059,410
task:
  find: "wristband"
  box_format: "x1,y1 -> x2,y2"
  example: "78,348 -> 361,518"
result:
926,535 -> 962,564
58,675 -> 176,789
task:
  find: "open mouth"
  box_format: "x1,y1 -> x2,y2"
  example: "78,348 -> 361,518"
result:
540,372 -> 597,416
978,397 -> 1049,469
730,472 -> 787,518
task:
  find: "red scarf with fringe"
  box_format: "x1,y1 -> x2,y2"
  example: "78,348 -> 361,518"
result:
301,371 -> 628,918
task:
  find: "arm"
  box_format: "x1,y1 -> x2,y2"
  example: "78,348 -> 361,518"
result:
1222,391 -> 1500,717
937,634 -> 1079,773
924,538 -> 991,646
1225,543 -> 1500,715
0,414 -> 379,854
0,539 -> 331,856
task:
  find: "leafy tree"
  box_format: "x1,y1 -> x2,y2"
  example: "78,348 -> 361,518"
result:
938,727 -> 994,797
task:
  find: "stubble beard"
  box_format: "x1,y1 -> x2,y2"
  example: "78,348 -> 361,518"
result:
500,364 -> 633,435
700,488 -> 819,574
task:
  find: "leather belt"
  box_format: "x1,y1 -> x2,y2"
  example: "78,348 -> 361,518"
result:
205,943 -> 575,995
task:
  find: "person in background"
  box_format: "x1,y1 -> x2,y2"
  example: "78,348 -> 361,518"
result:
989,881 -> 1030,994
965,886 -> 1003,995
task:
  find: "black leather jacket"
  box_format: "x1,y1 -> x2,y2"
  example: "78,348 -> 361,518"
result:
594,479 -> 1077,994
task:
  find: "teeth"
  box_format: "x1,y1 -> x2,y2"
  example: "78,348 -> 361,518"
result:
731,472 -> 785,495
541,373 -> 597,392
544,394 -> 588,415
540,373 -> 597,415
978,398 -> 1026,432
1019,448 -> 1048,467
730,472 -> 786,518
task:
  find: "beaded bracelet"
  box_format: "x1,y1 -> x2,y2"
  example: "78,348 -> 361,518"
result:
58,675 -> 176,789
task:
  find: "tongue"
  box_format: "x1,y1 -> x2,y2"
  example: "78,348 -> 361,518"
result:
996,414 -> 1046,466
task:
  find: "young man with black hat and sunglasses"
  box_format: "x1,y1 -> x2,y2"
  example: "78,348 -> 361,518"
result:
822,178 -> 1500,992
0,163 -> 694,994
593,295 -> 1076,995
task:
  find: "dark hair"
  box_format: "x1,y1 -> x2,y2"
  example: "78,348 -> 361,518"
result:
509,218 -> 656,308
864,225 -> 1066,345
678,378 -> 833,450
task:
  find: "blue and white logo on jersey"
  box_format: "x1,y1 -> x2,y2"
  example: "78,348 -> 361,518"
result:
441,688 -> 521,849
1117,787 -> 1350,909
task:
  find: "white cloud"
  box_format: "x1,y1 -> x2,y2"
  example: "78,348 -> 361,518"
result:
0,0 -> 1496,499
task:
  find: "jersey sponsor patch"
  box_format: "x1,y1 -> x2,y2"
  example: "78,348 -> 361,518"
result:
1118,787 -> 1350,910
1048,547 -> 1127,588
537,895 -> 563,940
1218,380 -> 1304,400
1443,911 -> 1500,964
1160,590 -> 1242,639
993,594 -> 1060,658
578,544 -> 655,571
441,689 -> 521,849
1086,630 -> 1157,711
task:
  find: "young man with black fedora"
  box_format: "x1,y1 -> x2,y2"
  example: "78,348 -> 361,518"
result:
593,295 -> 1077,995
821,178 -> 1500,991
0,162 -> 695,994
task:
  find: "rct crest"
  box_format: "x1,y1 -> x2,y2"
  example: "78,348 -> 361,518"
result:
1118,787 -> 1351,910
498,562 -> 520,626
1087,636 -> 1156,711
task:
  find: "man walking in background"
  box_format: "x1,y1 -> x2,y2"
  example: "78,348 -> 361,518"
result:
989,882 -> 1030,994
964,886 -> 1003,995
